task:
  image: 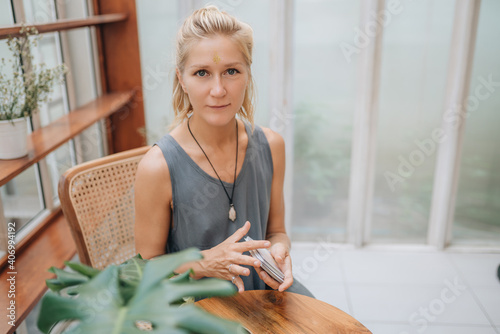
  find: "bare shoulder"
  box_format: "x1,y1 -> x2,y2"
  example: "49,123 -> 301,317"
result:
260,126 -> 285,153
136,146 -> 170,184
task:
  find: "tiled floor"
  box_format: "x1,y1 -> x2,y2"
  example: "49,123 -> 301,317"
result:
290,243 -> 500,334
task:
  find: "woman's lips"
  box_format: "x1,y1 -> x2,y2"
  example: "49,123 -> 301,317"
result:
208,104 -> 230,109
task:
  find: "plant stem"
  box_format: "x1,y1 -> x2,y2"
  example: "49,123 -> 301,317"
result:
112,307 -> 128,334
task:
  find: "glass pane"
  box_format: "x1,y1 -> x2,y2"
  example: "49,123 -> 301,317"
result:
23,0 -> 57,23
56,0 -> 88,19
62,28 -> 97,108
32,33 -> 67,126
291,0 -> 359,242
0,0 -> 13,257
371,0 -> 455,243
77,124 -> 105,162
0,1 -> 13,25
136,1 -> 178,144
0,4 -> 15,96
46,143 -> 74,201
0,40 -> 13,80
452,0 -> 500,246
1,166 -> 44,232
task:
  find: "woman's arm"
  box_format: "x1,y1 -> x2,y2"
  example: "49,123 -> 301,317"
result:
261,127 -> 294,292
134,146 -> 172,259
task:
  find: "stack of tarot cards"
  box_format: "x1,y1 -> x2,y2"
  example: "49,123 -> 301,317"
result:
244,236 -> 285,284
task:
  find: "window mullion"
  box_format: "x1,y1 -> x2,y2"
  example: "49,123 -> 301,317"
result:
11,0 -> 25,22
12,0 -> 57,213
37,161 -> 55,210
346,0 -> 385,247
87,0 -> 108,157
0,197 -> 8,257
427,0 -> 481,249
268,0 -> 294,233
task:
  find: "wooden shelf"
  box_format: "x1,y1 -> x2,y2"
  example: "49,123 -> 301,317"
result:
0,90 -> 135,187
0,210 -> 76,334
0,13 -> 128,40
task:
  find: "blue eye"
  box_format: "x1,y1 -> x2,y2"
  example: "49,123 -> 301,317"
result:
195,70 -> 207,77
227,68 -> 239,75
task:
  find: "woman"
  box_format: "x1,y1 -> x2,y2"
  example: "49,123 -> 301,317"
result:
135,5 -> 312,297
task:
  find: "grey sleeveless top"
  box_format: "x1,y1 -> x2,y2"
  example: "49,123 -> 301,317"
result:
155,122 -> 273,291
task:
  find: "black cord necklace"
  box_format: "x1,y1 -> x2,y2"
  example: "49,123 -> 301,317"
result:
187,117 -> 238,222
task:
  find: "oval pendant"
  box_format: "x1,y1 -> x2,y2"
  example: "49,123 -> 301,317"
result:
229,204 -> 236,222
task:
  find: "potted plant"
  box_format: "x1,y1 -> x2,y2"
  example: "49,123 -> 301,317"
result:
37,248 -> 247,334
0,26 -> 66,159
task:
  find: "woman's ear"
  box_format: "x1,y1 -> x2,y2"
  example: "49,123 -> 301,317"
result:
176,68 -> 186,93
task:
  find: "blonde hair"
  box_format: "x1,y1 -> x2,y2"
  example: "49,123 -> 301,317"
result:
171,5 -> 255,129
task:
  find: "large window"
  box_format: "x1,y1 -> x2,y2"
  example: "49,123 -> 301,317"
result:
371,0 -> 455,243
0,0 -> 104,258
136,1 -> 178,143
136,0 -> 499,249
291,0 -> 358,242
452,0 -> 500,246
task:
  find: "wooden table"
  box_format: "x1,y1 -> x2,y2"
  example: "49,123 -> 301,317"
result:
197,290 -> 372,333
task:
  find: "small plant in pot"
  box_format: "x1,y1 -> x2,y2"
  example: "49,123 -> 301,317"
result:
0,26 -> 66,159
37,248 -> 247,334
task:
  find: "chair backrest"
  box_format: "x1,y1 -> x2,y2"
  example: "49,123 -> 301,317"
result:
58,146 -> 150,269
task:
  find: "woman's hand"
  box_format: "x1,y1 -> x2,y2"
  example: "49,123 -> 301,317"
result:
255,242 -> 294,292
198,221 -> 270,292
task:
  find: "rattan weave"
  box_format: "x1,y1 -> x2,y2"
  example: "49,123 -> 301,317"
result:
59,146 -> 150,269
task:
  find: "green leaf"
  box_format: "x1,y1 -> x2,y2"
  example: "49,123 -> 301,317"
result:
118,254 -> 149,303
38,249 -> 244,333
38,265 -> 122,333
45,267 -> 90,292
134,248 -> 202,298
168,269 -> 192,283
65,261 -> 101,278
119,254 -> 148,285
161,278 -> 237,304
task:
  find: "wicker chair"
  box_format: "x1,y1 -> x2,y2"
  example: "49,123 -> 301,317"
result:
58,146 -> 150,269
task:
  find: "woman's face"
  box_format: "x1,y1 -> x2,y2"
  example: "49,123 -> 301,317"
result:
178,35 -> 249,127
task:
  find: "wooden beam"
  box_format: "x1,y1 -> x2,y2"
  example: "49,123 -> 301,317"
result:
0,14 -> 128,40
93,0 -> 146,153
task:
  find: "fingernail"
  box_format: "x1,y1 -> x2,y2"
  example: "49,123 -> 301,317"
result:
264,241 -> 271,247
254,261 -> 260,266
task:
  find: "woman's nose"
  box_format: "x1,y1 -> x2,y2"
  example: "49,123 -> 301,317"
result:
210,77 -> 226,97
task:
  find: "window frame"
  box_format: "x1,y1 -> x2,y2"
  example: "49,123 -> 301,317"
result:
0,0 -> 110,258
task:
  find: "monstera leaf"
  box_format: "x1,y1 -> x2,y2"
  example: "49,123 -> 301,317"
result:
37,248 -> 246,334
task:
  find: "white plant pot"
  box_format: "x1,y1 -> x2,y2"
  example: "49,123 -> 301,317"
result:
0,118 -> 29,159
